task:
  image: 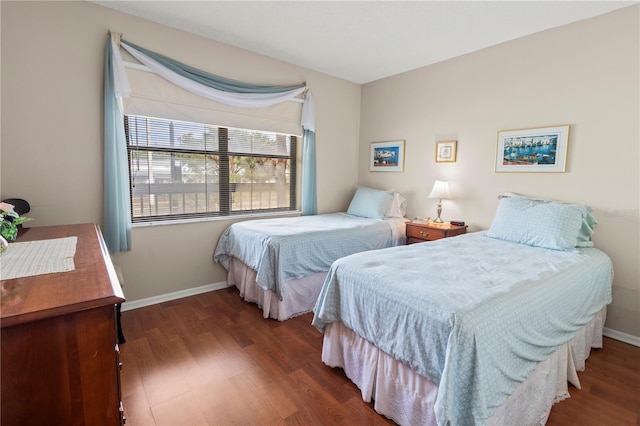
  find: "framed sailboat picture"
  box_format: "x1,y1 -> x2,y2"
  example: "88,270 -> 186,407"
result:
370,140 -> 405,172
495,125 -> 569,172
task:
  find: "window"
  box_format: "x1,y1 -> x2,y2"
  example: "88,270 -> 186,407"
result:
124,115 -> 297,222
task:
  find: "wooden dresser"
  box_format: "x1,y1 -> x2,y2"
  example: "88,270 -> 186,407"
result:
1,223 -> 126,425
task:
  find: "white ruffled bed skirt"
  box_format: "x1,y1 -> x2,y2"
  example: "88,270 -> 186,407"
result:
322,307 -> 606,425
227,257 -> 327,321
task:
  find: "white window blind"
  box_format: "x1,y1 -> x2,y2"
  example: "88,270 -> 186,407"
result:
125,115 -> 297,221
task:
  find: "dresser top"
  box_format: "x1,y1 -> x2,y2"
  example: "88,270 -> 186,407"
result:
1,223 -> 125,328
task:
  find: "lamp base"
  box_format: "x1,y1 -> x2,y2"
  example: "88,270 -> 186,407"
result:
433,200 -> 444,223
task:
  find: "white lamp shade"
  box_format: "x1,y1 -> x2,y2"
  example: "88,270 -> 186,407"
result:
428,180 -> 452,200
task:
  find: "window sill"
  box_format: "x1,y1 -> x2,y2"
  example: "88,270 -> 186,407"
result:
131,210 -> 302,228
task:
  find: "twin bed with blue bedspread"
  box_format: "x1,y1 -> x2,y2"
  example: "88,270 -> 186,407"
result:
312,194 -> 613,425
214,187 -> 408,320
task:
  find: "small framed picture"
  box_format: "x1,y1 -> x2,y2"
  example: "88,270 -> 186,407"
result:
495,125 -> 569,172
370,140 -> 405,172
436,141 -> 457,163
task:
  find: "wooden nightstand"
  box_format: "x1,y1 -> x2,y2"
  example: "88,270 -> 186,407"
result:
406,221 -> 468,244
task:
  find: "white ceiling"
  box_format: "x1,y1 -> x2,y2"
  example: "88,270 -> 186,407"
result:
90,1 -> 636,84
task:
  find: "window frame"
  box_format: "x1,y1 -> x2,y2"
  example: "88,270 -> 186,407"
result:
124,115 -> 298,224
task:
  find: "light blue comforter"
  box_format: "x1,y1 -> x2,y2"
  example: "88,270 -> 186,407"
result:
214,213 -> 398,299
312,232 -> 612,425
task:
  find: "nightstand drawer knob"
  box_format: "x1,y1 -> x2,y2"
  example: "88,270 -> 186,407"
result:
419,231 -> 429,238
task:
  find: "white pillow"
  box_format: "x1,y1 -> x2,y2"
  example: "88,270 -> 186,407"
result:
387,192 -> 407,218
347,187 -> 394,220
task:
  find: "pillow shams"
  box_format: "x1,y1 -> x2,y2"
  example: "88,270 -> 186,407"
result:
347,187 -> 394,219
576,212 -> 597,247
387,192 -> 407,218
498,192 -> 598,247
487,197 -> 591,250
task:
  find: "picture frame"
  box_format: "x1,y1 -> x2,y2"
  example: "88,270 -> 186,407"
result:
370,140 -> 405,172
436,141 -> 457,163
495,125 -> 570,173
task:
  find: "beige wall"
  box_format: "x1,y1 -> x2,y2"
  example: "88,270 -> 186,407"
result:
0,1 -> 361,301
359,6 -> 640,339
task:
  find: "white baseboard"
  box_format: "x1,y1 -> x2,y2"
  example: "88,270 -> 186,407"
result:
121,281 -> 229,312
122,288 -> 640,349
603,327 -> 640,347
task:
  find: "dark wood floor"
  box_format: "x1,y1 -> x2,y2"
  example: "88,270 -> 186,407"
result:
120,287 -> 640,425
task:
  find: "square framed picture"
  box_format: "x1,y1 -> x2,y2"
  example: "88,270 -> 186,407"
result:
370,140 -> 405,172
496,125 -> 569,172
436,141 -> 457,163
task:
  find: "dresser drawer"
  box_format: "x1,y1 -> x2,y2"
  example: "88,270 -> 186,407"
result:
406,225 -> 447,241
405,222 -> 467,244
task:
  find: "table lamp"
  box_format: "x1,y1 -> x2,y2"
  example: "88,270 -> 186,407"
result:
428,180 -> 451,223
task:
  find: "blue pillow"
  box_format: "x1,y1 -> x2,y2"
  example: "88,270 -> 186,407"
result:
347,187 -> 394,220
487,197 -> 590,250
498,193 -> 598,248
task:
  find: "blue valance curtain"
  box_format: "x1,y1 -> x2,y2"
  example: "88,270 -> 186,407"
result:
104,34 -> 317,253
122,39 -> 303,94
